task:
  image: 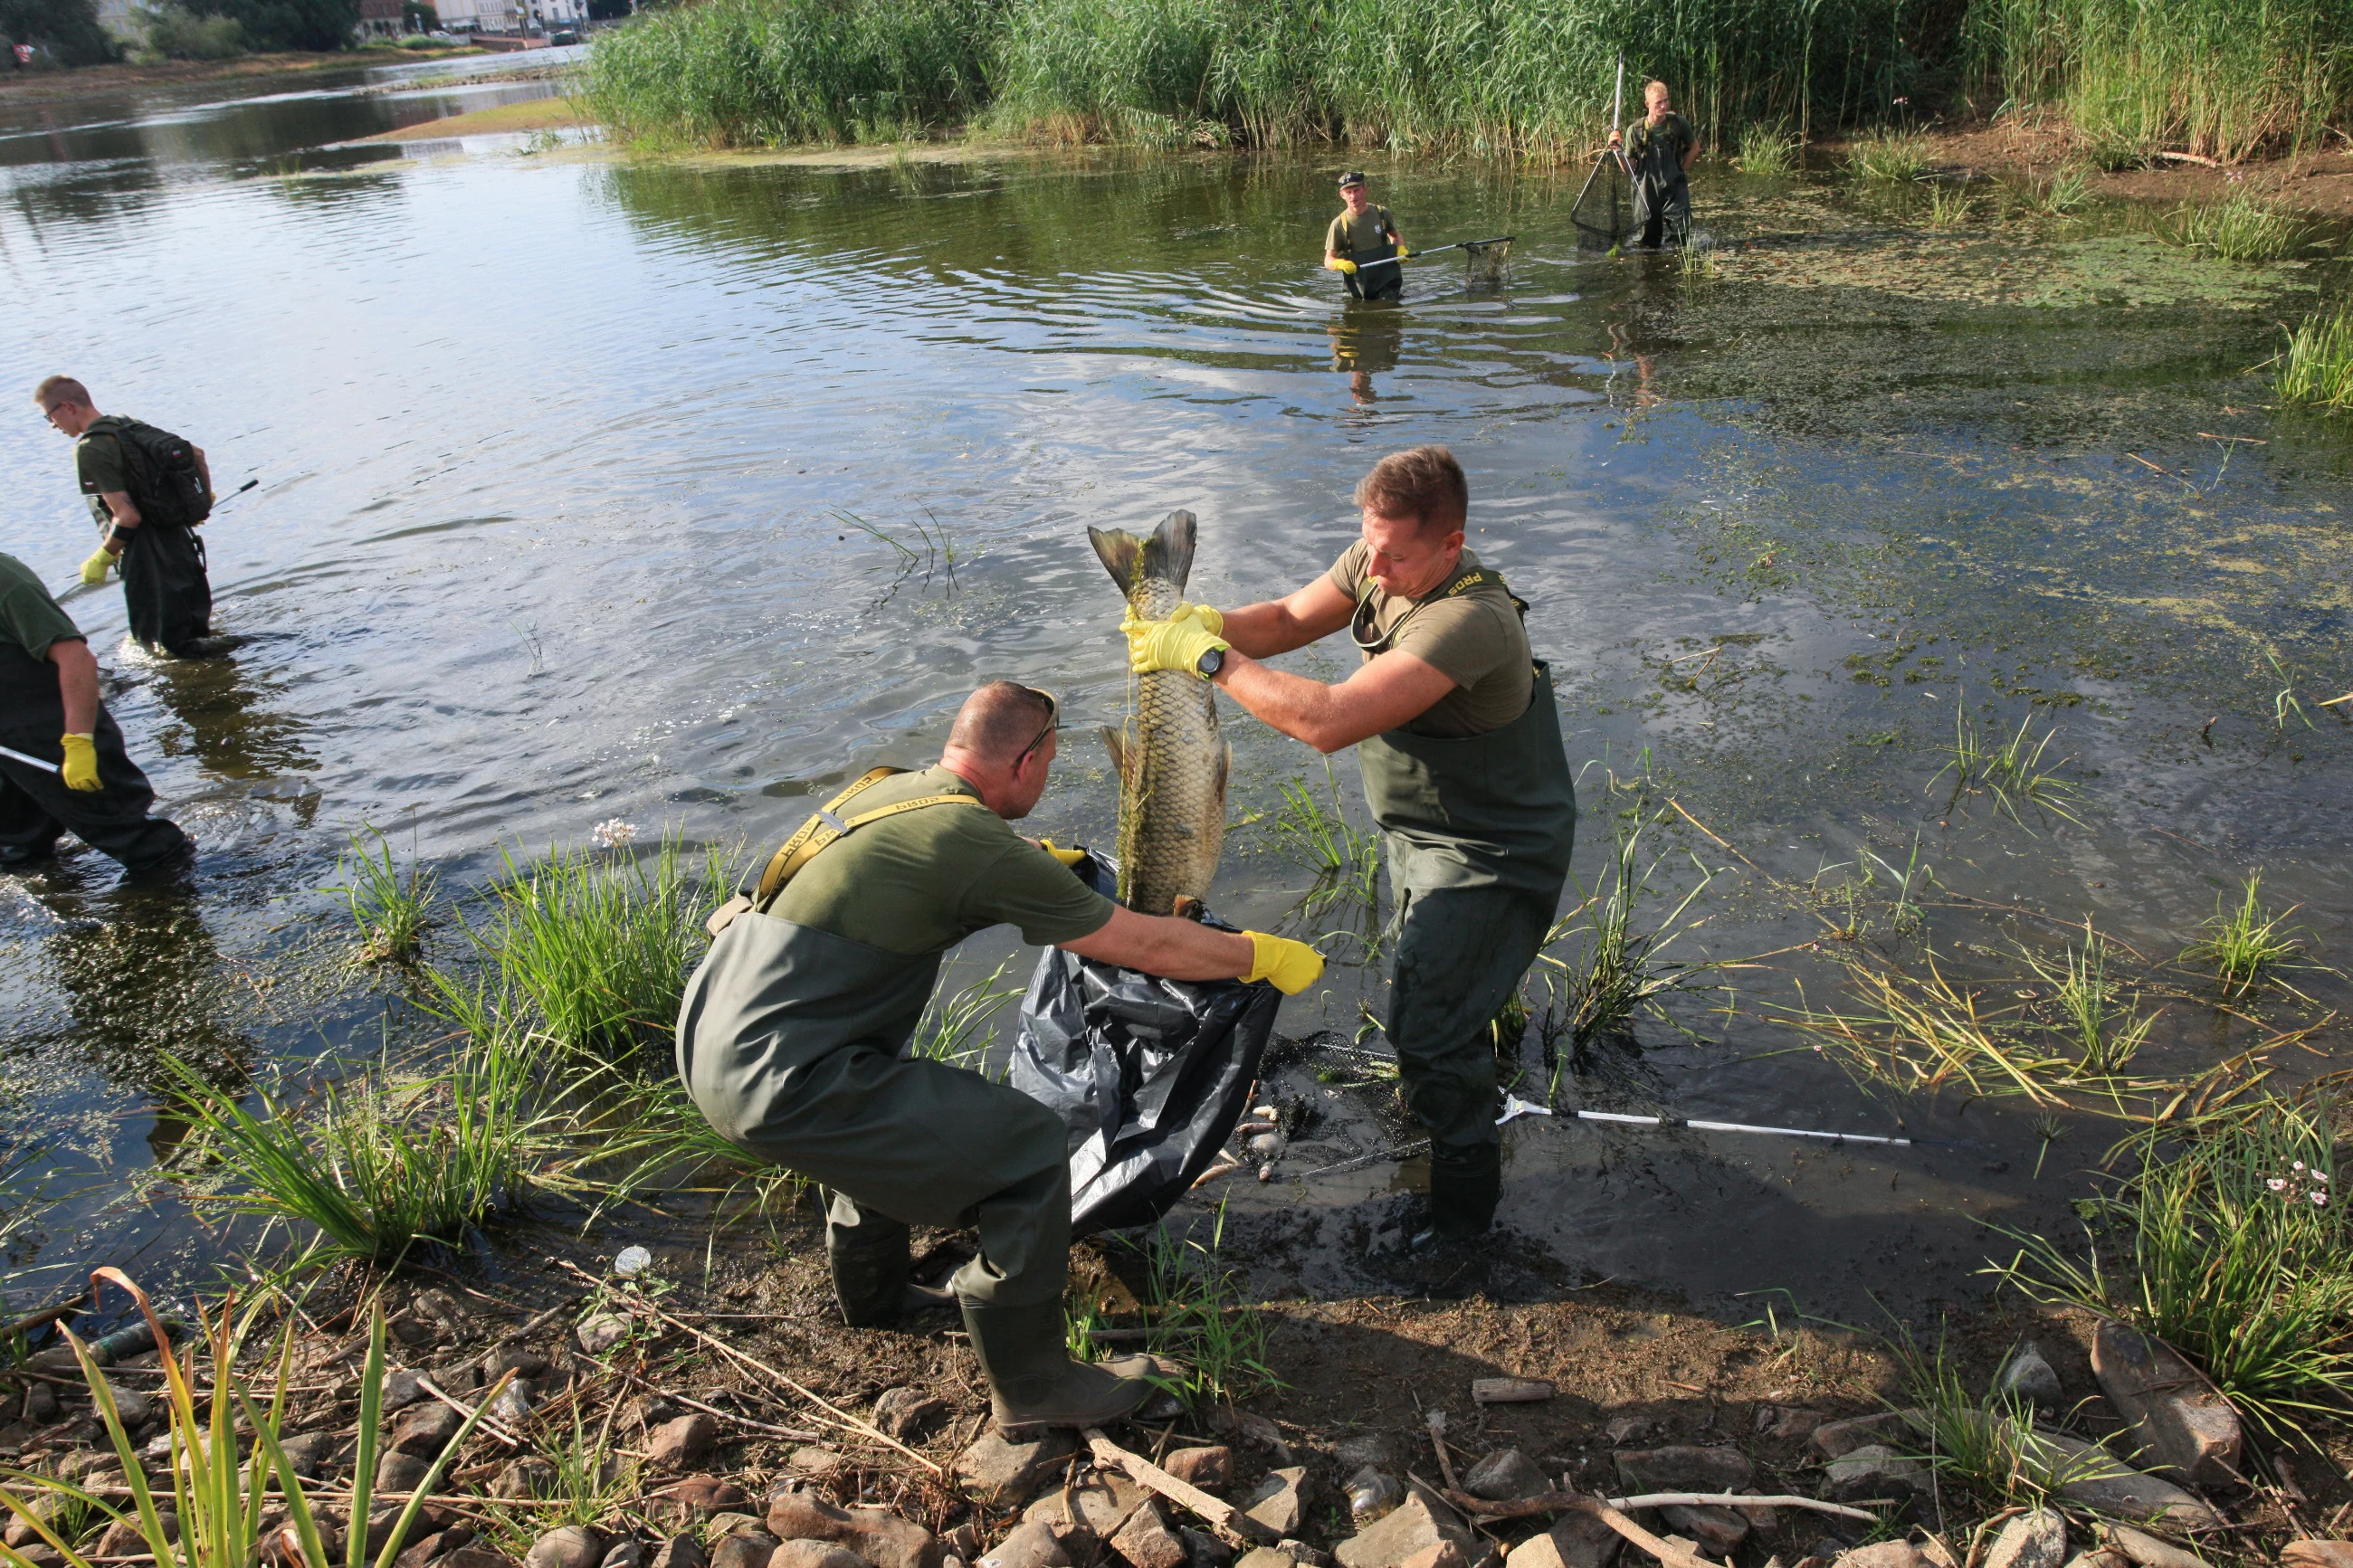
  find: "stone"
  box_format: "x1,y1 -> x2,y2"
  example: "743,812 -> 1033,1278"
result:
766,1491 -> 943,1568
2091,1322 -> 2241,1487
1182,1531 -> 1233,1568
1655,1508 -> 1746,1557
444,1551 -> 509,1568
2028,1432 -> 2223,1531
104,1383 -> 154,1427
1333,1435 -> 1398,1472
1823,1446 -> 1930,1505
978,1523 -> 1069,1568
1983,1509 -> 2067,1568
97,1516 -> 176,1557
382,1371 -> 427,1413
3,1497 -> 64,1548
873,1389 -> 950,1442
2281,1546 -> 2353,1568
14,1546 -> 62,1568
707,1517 -> 766,1544
488,1345 -> 552,1381
388,1313 -> 437,1347
1024,1473 -> 1152,1537
663,1478 -> 752,1515
1507,1516 -> 1620,1568
790,1448 -> 847,1478
376,1452 -> 433,1496
1162,1447 -> 1233,1491
22,1384 -> 57,1425
392,1402 -> 465,1458
770,1544 -> 872,1568
1603,1419 -> 1650,1447
397,1526 -> 475,1568
1212,1411 -> 1291,1462
281,1430 -> 339,1478
955,1429 -> 1078,1511
1612,1448 -> 1752,1495
1334,1487 -> 1474,1568
1111,1499 -> 1188,1568
1395,1546 -> 1467,1568
1234,1553 -> 1297,1568
1995,1344 -> 2063,1411
499,1458 -> 557,1499
532,1528 -> 609,1568
1753,1408 -> 1824,1443
2058,1554 -> 2127,1568
1243,1469 -> 1308,1537
1917,1537 -> 1961,1568
604,1543 -> 648,1568
577,1316 -> 631,1355
1810,1413 -> 1920,1459
713,1538 -> 783,1568
653,1538 -> 710,1568
1345,1468 -> 1402,1525
650,1415 -> 719,1470
2102,1527 -> 2210,1568
1835,1546 -> 1924,1568
1464,1450 -> 1552,1503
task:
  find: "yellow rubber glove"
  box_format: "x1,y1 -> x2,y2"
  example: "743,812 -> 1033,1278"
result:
1325,257 -> 1358,276
1395,243 -> 1411,259
60,734 -> 100,793
1038,839 -> 1089,867
1170,602 -> 1224,635
1242,932 -> 1324,994
1122,605 -> 1228,678
80,546 -> 116,587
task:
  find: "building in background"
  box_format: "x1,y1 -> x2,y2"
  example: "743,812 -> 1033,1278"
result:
94,0 -> 141,43
356,0 -> 404,38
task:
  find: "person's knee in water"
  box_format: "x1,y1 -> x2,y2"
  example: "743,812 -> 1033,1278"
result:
34,375 -> 220,659
1323,170 -> 1408,302
0,549 -> 193,876
1608,80 -> 1697,249
675,681 -> 1322,1433
1116,447 -> 1577,1245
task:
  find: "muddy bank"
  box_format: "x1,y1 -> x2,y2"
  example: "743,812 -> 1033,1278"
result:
0,47 -> 485,105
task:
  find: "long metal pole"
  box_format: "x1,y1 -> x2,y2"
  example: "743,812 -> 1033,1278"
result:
1574,1110 -> 1911,1146
0,744 -> 62,775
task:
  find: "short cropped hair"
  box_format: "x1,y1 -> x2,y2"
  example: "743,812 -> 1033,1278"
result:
34,375 -> 91,409
1355,445 -> 1468,537
1643,79 -> 1671,100
948,680 -> 1055,762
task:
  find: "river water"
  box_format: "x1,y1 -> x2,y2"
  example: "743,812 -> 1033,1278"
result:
1,62 -> 2347,1321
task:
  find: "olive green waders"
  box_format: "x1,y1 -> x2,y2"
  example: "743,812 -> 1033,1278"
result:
1359,661 -> 1577,1238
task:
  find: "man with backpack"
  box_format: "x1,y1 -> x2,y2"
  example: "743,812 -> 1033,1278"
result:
34,376 -> 218,659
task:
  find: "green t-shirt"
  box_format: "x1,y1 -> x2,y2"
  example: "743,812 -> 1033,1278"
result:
1326,542 -> 1533,738
0,552 -> 85,661
1626,111 -> 1694,186
1326,204 -> 1398,264
74,415 -> 131,529
770,765 -> 1116,957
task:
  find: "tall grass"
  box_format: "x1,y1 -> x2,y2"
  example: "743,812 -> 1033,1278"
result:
333,824 -> 438,965
2274,303 -> 2353,411
1968,0 -> 2353,161
593,0 -> 1928,153
1735,119 -> 1798,175
1125,1202 -> 1276,1403
1882,1334 -> 2110,1511
1847,128 -> 1934,182
2166,190 -> 2302,261
1986,1096 -> 2353,1447
910,963 -> 1021,1072
1531,812 -> 1714,1075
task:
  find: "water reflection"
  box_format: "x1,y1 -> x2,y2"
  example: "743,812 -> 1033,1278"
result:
1328,306 -> 1403,404
142,648 -> 318,788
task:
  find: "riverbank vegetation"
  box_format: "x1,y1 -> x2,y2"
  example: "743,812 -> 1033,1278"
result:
587,0 -> 2353,160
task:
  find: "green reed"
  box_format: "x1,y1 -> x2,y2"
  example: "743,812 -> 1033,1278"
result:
1985,1095 -> 2353,1449
1935,703 -> 2082,825
1967,0 -> 2353,162
2274,303 -> 2353,411
2166,189 -> 2303,261
1846,128 -> 1935,182
1735,119 -> 1798,175
2178,871 -> 2306,997
1531,811 -> 1714,1079
2023,920 -> 2156,1075
1924,183 -> 1976,229
332,822 -> 438,965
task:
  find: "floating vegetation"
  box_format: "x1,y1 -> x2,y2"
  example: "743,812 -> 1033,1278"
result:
2178,872 -> 2307,998
1736,120 -> 1798,176
1809,837 -> 1937,942
1934,704 -> 2082,825
332,823 -> 438,965
1846,129 -> 1933,183
2024,921 -> 2158,1075
2274,303 -> 2353,412
1985,1094 -> 2353,1448
1531,811 -> 1715,1077
836,508 -> 960,603
2165,190 -> 2302,261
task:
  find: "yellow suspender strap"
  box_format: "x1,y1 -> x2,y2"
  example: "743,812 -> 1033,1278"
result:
750,767 -> 991,910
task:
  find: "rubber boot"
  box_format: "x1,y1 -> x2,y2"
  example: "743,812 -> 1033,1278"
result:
1425,1140 -> 1501,1241
960,1298 -> 1166,1438
827,1234 -> 955,1326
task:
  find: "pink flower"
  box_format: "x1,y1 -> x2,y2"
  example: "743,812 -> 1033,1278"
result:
2313,1192 -> 2329,1206
2269,1177 -> 2288,1191
2293,1160 -> 2306,1171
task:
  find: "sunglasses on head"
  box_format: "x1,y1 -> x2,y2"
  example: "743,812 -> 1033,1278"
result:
1016,688 -> 1060,764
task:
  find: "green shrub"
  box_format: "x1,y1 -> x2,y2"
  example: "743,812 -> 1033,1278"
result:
134,4 -> 244,59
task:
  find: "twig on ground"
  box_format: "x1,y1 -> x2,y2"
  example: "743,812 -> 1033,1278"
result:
414,1373 -> 523,1449
1085,1429 -> 1281,1547
1448,1488 -> 1877,1525
1426,1411 -> 1464,1493
616,1368 -> 821,1440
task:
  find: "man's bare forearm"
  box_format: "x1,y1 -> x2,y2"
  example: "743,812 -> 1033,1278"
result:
1062,905 -> 1253,977
1213,653 -> 1366,754
51,641 -> 99,735
1221,601 -> 1327,660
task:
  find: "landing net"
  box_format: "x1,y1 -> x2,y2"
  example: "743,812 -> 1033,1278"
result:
1463,237 -> 1513,285
1571,152 -> 1629,249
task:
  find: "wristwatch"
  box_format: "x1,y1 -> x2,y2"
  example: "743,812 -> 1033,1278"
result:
1196,647 -> 1224,678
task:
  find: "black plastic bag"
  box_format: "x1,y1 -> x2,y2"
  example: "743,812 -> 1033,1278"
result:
1009,855 -> 1281,1237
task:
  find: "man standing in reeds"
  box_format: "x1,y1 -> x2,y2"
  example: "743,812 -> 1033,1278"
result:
1324,171 -> 1409,302
1609,80 -> 1697,248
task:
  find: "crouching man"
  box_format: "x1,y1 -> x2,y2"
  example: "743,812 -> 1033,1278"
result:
676,680 -> 1322,1434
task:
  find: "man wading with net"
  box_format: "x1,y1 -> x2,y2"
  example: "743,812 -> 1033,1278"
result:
1121,448 -> 1576,1257
1324,171 -> 1409,302
1609,80 -> 1697,248
676,682 -> 1322,1432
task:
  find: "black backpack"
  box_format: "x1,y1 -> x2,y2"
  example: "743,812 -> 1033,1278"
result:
108,418 -> 213,528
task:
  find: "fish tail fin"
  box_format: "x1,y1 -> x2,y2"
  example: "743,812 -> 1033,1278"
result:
1088,509 -> 1196,597
1101,724 -> 1129,779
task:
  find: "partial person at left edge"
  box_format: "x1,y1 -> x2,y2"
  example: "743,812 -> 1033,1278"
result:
0,551 -> 193,877
35,376 -> 221,660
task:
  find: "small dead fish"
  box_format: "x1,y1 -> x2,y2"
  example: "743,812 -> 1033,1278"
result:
1087,509 -> 1230,917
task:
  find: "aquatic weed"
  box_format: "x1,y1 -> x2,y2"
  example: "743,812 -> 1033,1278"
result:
2167,190 -> 2301,261
332,822 -> 439,965
2274,303 -> 2353,411
2023,921 -> 2158,1075
1924,183 -> 1975,230
1985,1095 -> 2353,1449
1266,758 -> 1384,938
2178,872 -> 2306,997
1934,703 -> 2082,825
1846,128 -> 1934,183
1736,120 -> 1798,175
1532,810 -> 1715,1081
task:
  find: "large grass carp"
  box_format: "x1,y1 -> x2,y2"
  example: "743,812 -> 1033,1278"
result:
1088,510 -> 1230,917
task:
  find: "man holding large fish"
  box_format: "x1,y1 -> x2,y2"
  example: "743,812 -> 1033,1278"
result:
676,680 -> 1323,1435
1123,445 -> 1577,1248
